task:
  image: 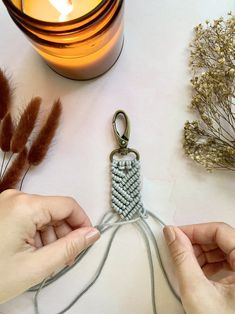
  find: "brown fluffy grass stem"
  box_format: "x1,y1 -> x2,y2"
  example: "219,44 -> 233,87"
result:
0,69 -> 12,120
28,99 -> 62,166
11,97 -> 41,153
0,113 -> 14,152
0,148 -> 28,192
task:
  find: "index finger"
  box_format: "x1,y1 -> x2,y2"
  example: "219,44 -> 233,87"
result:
30,195 -> 92,229
179,222 -> 235,255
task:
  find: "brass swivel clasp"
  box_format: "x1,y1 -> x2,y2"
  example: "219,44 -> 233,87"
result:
112,110 -> 130,154
110,110 -> 140,161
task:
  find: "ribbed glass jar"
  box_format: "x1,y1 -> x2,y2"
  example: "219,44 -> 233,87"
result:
3,0 -> 124,80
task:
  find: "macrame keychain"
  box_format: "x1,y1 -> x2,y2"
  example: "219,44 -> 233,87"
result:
31,110 -> 182,314
110,110 -> 147,220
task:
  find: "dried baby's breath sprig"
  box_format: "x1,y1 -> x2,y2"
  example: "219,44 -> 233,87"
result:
184,13 -> 235,171
184,121 -> 235,171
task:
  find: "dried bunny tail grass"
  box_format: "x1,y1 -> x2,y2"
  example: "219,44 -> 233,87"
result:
0,148 -> 28,192
0,113 -> 14,152
0,69 -> 12,120
11,97 -> 41,153
28,99 -> 62,166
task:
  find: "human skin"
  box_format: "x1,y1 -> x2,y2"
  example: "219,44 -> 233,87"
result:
164,223 -> 235,314
1,189 -> 235,313
0,189 -> 100,304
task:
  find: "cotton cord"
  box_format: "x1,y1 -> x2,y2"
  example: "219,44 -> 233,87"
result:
34,279 -> 47,314
34,226 -> 122,314
29,212 -> 119,292
32,157 -> 182,314
98,216 -> 141,230
135,221 -> 157,314
148,211 -> 166,228
33,215 -> 144,313
111,159 -> 146,220
141,218 -> 181,303
32,212 -> 181,314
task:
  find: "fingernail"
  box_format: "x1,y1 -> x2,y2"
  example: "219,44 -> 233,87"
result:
163,226 -> 176,244
85,228 -> 100,244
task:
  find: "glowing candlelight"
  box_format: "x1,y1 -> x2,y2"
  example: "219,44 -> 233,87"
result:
49,0 -> 73,22
4,0 -> 125,80
17,0 -> 104,22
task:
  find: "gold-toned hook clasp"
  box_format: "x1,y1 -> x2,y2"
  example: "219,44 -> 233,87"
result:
112,110 -> 130,150
110,110 -> 140,161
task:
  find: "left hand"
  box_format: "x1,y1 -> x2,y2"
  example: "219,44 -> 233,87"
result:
0,189 -> 100,304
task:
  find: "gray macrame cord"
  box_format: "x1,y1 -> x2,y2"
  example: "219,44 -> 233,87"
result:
31,110 -> 183,314
111,159 -> 147,220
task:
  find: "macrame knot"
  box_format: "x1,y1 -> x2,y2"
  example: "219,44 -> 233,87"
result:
111,158 -> 146,220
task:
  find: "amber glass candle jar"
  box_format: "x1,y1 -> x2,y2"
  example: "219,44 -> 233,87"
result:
3,0 -> 124,80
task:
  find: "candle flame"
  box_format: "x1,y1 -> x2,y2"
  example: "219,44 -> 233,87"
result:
49,0 -> 73,22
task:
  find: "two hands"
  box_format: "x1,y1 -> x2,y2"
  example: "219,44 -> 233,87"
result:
0,190 -> 235,314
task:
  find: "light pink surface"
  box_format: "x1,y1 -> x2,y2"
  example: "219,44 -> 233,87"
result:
0,1 -> 235,313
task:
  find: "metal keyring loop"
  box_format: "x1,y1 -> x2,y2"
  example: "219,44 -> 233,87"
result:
110,148 -> 140,162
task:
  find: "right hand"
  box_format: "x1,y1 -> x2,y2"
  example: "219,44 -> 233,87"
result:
163,222 -> 235,314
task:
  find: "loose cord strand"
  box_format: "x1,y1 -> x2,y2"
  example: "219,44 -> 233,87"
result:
148,211 -> 166,227
34,279 -> 47,314
32,210 -> 183,314
142,215 -> 181,303
56,226 -> 121,314
34,226 -> 122,314
136,221 -> 157,314
29,213 -> 118,292
30,214 -> 140,292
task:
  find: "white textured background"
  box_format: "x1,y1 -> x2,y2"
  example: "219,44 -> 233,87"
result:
0,0 -> 235,313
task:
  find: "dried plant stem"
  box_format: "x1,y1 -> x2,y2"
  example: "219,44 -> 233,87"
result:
0,152 -> 6,178
1,152 -> 14,178
19,165 -> 30,191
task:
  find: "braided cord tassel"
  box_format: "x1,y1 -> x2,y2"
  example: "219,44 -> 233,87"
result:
111,158 -> 145,220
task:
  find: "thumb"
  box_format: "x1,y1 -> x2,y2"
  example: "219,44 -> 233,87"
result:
163,226 -> 206,296
28,227 -> 100,286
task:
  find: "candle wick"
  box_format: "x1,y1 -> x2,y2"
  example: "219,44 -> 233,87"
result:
59,14 -> 68,22
49,0 -> 73,21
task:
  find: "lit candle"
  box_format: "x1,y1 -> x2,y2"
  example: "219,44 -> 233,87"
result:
19,0 -> 103,22
4,0 -> 124,80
